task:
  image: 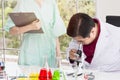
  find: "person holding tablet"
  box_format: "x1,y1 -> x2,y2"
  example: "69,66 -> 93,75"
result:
4,0 -> 66,68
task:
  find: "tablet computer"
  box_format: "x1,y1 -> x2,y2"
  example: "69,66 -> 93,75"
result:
9,12 -> 43,33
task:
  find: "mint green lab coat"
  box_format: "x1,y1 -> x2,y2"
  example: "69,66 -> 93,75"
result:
4,0 -> 66,68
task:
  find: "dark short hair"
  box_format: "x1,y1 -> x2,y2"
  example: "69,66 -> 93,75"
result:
67,13 -> 95,38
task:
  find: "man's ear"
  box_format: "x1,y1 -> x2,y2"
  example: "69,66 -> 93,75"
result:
90,27 -> 96,37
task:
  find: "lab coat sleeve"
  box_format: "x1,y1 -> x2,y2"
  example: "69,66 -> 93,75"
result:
4,18 -> 15,32
3,0 -> 24,32
52,0 -> 66,37
66,39 -> 79,59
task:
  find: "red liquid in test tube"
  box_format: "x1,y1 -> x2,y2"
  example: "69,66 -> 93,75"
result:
39,68 -> 52,80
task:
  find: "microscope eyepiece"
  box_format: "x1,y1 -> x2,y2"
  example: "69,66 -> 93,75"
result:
77,50 -> 82,58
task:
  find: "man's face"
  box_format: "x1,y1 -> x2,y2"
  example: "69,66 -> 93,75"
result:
73,27 -> 97,45
73,36 -> 94,45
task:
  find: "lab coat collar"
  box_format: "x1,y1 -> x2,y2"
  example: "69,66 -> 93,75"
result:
90,19 -> 110,66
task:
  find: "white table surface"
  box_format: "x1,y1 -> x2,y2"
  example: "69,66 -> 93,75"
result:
4,62 -> 120,80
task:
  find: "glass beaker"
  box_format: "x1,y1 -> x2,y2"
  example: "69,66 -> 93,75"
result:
39,68 -> 52,80
39,55 -> 52,80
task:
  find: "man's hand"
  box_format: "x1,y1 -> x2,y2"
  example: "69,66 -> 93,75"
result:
69,49 -> 78,60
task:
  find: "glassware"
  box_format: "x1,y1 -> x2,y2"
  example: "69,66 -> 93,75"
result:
52,70 -> 60,80
0,61 -> 5,71
39,56 -> 52,80
0,61 -> 8,80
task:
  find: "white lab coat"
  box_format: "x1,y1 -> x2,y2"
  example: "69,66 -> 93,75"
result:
66,19 -> 120,72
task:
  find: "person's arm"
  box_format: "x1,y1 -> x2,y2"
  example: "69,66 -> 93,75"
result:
9,20 -> 41,35
56,38 -> 61,67
52,0 -> 66,37
56,38 -> 61,57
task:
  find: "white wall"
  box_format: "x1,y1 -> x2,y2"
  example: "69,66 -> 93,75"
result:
96,0 -> 120,22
